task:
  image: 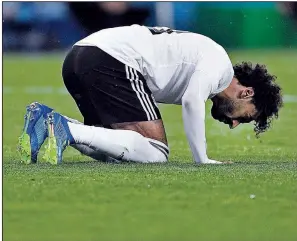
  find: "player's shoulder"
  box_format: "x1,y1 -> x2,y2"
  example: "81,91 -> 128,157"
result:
199,35 -> 230,59
90,24 -> 149,36
198,35 -> 232,72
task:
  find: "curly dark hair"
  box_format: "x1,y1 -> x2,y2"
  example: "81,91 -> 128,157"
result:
233,62 -> 283,136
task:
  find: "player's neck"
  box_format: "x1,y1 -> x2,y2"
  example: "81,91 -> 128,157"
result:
220,77 -> 241,99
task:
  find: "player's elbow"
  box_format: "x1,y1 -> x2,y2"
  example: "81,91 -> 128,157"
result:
182,93 -> 197,110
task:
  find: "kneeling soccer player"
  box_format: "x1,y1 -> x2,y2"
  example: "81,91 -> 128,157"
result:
17,25 -> 283,165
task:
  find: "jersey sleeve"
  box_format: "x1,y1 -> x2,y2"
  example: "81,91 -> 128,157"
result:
181,61 -> 231,163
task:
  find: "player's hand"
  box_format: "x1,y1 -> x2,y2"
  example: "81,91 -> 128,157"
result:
204,159 -> 234,164
204,159 -> 222,164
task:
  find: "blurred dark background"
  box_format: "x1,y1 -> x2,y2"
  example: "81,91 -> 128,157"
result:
2,1 -> 297,52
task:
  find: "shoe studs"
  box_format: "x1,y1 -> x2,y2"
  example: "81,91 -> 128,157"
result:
47,113 -> 54,124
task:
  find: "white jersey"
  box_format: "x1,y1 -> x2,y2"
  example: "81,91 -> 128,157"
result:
75,25 -> 234,164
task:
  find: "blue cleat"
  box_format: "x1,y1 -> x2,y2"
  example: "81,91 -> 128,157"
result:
43,111 -> 75,165
17,102 -> 53,164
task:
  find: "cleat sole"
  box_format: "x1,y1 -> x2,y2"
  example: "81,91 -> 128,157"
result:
43,117 -> 58,165
17,133 -> 31,164
17,111 -> 32,164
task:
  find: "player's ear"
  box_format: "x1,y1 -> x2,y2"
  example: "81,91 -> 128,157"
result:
239,87 -> 254,99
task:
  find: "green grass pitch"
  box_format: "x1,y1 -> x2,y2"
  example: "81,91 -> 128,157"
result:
3,49 -> 297,241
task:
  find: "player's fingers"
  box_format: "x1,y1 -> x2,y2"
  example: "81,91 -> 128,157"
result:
206,159 -> 222,164
222,161 -> 234,164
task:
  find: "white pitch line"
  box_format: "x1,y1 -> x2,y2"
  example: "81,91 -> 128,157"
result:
3,86 -> 68,95
283,95 -> 297,103
3,86 -> 297,103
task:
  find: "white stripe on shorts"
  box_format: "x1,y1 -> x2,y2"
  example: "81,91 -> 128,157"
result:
132,68 -> 158,120
130,67 -> 154,120
125,65 -> 151,120
131,69 -> 158,120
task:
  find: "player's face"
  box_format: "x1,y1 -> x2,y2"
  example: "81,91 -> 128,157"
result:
211,95 -> 257,129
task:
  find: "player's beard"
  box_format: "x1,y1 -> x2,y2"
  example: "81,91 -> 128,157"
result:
211,95 -> 236,126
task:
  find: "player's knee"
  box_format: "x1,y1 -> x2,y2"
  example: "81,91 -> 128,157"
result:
151,151 -> 168,163
123,130 -> 169,163
145,138 -> 169,163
